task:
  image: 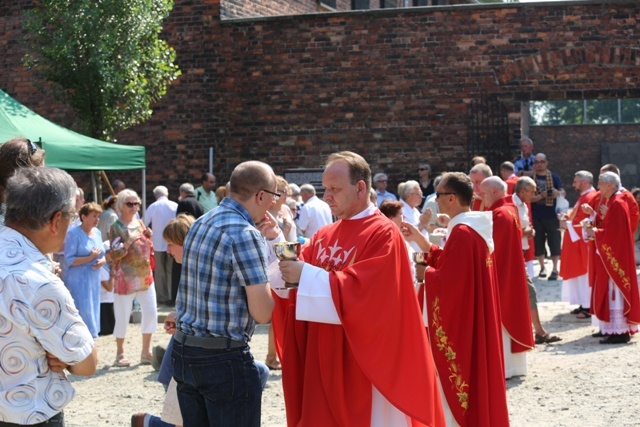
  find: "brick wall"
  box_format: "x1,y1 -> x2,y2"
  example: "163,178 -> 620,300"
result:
2,1 -> 640,202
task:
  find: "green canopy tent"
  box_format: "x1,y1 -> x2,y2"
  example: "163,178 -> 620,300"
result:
0,88 -> 147,206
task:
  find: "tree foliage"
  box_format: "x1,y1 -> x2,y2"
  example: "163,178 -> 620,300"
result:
531,99 -> 640,125
23,0 -> 181,140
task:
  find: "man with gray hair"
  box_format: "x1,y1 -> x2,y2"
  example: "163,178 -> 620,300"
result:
176,182 -> 204,219
480,176 -> 534,378
0,167 -> 98,425
373,172 -> 397,206
399,180 -> 427,251
144,185 -> 178,306
296,183 -> 332,238
584,172 -> 640,344
559,171 -> 596,319
469,163 -> 493,211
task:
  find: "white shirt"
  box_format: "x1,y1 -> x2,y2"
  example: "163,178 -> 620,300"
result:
0,227 -> 94,424
296,195 -> 332,238
512,193 -> 530,250
143,196 -> 178,251
401,199 -> 427,252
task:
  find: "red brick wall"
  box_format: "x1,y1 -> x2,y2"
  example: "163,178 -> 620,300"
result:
2,1 -> 640,200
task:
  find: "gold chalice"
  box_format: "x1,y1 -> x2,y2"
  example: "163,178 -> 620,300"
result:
273,241 -> 301,289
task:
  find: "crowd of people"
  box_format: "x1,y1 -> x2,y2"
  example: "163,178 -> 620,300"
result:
1,134 -> 639,426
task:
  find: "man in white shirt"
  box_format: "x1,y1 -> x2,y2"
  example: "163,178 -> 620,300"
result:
399,180 -> 428,252
144,185 -> 178,305
296,183 -> 332,238
373,172 -> 397,206
0,167 -> 98,425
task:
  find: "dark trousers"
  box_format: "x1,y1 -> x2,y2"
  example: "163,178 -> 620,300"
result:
98,302 -> 115,336
170,262 -> 181,304
171,341 -> 262,427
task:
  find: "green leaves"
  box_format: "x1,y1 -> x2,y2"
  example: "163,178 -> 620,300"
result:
23,0 -> 181,140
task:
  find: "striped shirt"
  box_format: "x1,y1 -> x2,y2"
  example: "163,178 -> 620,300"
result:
175,197 -> 269,342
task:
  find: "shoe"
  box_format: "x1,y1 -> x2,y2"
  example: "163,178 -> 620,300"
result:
114,354 -> 131,368
131,413 -> 149,427
538,269 -> 547,278
140,353 -> 153,365
570,306 -> 583,315
548,271 -> 559,281
592,331 -> 604,338
535,333 -> 562,345
151,345 -> 165,371
599,333 -> 630,344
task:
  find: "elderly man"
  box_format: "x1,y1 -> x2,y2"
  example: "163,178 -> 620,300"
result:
585,172 -> 640,344
276,151 -> 444,427
480,176 -> 534,377
419,172 -> 509,426
513,177 -> 562,345
530,153 -> 563,280
500,161 -> 518,194
514,136 -> 536,177
373,172 -> 397,206
0,167 -> 98,425
194,172 -> 218,213
144,185 -> 178,306
296,183 -> 332,238
559,171 -> 597,318
176,182 -> 204,219
173,161 -> 281,426
399,180 -> 428,251
469,163 -> 493,211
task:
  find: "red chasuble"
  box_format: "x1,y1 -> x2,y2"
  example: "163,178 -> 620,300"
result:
424,215 -> 509,427
524,202 -> 535,262
505,175 -> 518,195
591,194 -> 640,324
488,196 -> 534,353
272,211 -> 444,427
559,189 -> 597,280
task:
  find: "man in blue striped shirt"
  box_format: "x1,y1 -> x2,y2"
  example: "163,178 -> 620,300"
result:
173,160 -> 281,427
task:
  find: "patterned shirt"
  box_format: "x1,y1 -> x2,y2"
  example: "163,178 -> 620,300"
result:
176,197 -> 269,342
0,226 -> 94,424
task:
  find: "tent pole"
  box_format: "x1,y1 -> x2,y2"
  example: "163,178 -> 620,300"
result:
209,146 -> 213,174
142,169 -> 147,214
90,172 -> 98,204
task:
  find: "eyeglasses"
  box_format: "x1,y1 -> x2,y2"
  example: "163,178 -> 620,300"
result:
26,139 -> 39,155
125,201 -> 141,208
533,160 -> 546,164
418,168 -> 429,171
259,189 -> 281,201
435,192 -> 457,199
376,180 -> 387,183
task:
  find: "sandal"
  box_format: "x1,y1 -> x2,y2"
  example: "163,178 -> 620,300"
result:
548,271 -> 559,281
538,269 -> 547,278
570,306 -> 583,315
265,356 -> 282,370
114,354 -> 132,367
139,353 -> 153,365
576,309 -> 591,319
535,333 -> 562,345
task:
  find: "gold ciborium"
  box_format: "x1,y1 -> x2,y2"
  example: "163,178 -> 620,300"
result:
273,241 -> 301,289
412,252 -> 429,266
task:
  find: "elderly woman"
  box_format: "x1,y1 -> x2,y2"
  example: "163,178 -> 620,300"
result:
63,202 -> 106,338
99,195 -> 119,239
109,189 -> 157,367
0,137 -> 46,226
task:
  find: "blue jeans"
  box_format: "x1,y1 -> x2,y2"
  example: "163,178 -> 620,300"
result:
171,341 -> 262,427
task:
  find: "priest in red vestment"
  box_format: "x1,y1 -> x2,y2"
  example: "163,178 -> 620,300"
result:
275,151 -> 444,427
420,172 -> 509,427
585,172 -> 640,344
559,171 -> 597,317
469,163 -> 492,212
480,177 -> 534,378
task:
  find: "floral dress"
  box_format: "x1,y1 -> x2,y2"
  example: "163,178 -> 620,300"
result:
109,219 -> 153,295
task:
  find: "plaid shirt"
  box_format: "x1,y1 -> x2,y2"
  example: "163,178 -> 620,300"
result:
175,197 -> 269,342
514,155 -> 535,174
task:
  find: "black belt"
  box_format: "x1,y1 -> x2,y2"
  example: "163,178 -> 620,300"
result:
175,330 -> 247,350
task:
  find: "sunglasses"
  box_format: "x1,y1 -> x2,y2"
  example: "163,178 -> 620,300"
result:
125,201 -> 141,208
26,139 -> 39,155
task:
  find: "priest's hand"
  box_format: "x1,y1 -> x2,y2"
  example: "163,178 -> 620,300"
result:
436,214 -> 450,227
580,203 -> 595,216
279,260 -> 304,283
401,221 -> 431,252
599,204 -> 608,217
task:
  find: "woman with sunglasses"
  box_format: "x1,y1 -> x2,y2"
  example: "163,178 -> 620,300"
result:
109,189 -> 158,367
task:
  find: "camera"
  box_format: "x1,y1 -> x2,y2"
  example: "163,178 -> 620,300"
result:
546,188 -> 553,195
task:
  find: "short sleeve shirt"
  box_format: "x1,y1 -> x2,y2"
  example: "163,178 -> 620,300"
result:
176,198 -> 269,342
0,226 -> 94,424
